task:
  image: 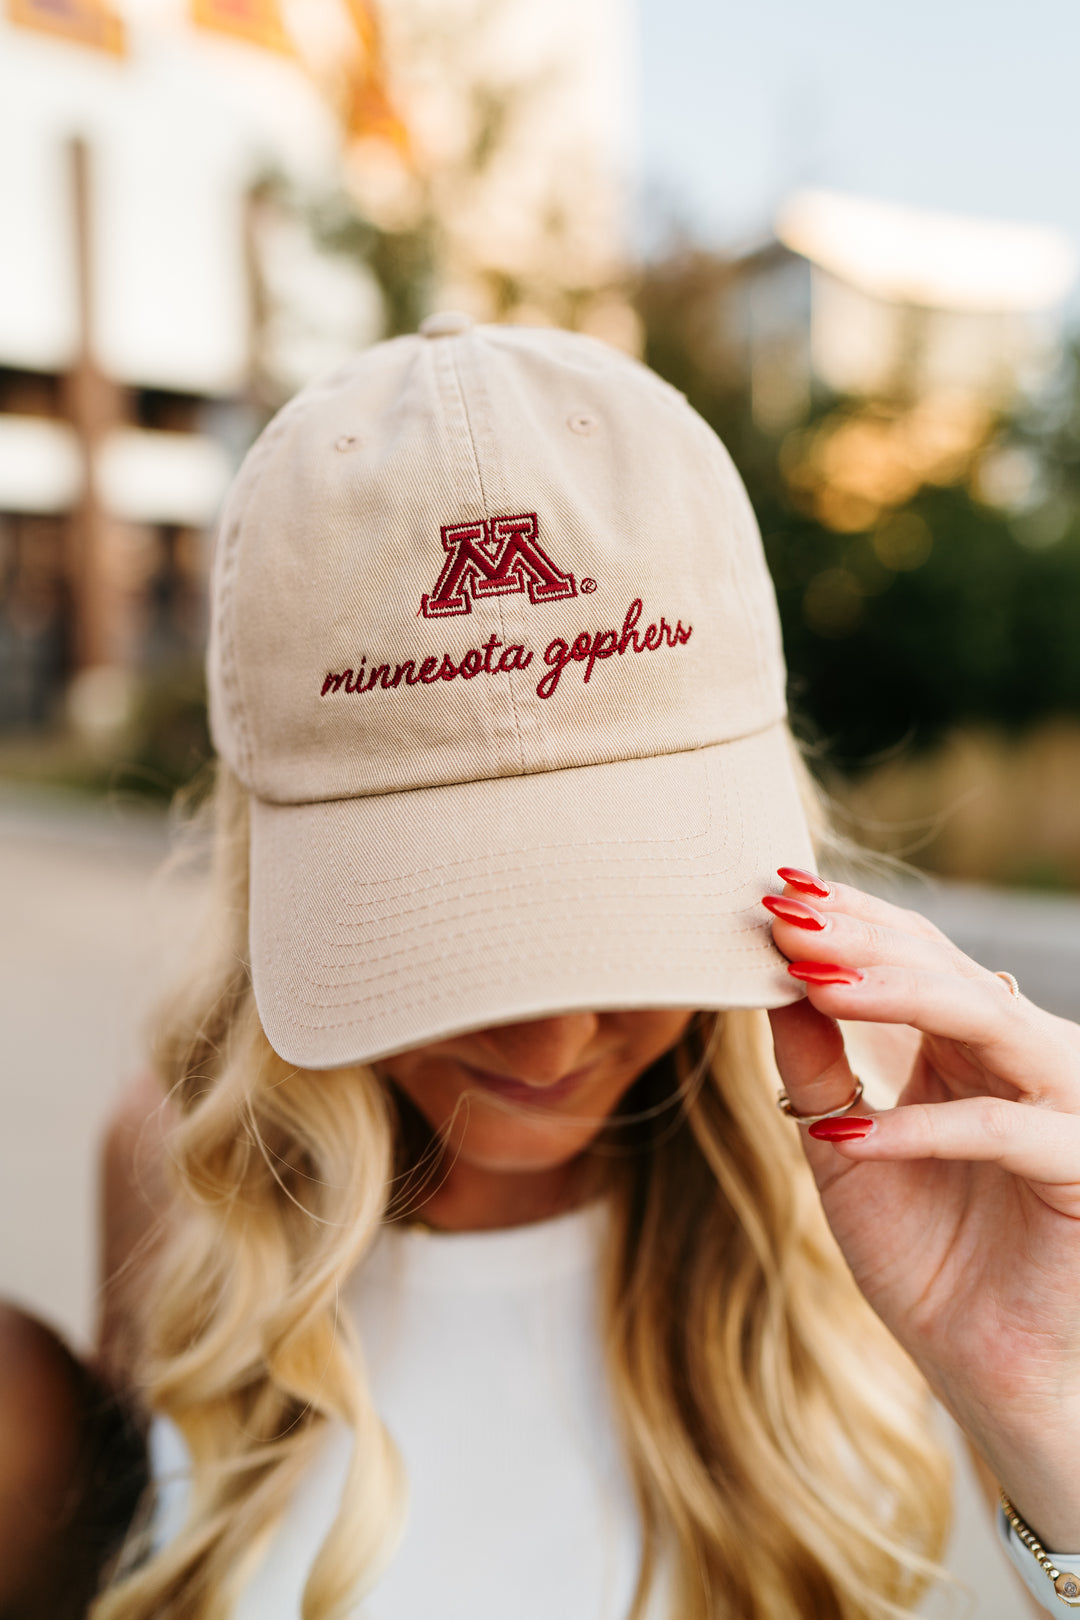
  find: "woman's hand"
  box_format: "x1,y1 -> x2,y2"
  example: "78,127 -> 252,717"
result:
765,871 -> 1080,1552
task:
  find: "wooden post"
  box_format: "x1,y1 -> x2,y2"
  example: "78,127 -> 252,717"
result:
62,135 -> 127,672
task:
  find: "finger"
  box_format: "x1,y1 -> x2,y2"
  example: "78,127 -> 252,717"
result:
785,963 -> 1080,1111
764,892 -> 982,983
807,1096 -> 1080,1211
775,870 -> 952,945
769,999 -> 869,1123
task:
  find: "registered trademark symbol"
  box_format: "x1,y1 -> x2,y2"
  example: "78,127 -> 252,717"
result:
580,577 -> 597,593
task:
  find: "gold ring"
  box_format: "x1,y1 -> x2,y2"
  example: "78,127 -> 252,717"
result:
777,1077 -> 864,1127
994,971 -> 1020,997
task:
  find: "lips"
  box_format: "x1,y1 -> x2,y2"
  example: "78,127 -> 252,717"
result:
459,1064 -> 592,1107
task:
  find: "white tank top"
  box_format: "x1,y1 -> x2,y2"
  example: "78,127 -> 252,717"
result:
150,1205 -> 1025,1618
153,1205 -> 657,1619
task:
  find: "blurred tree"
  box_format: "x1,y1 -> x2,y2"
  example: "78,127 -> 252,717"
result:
636,246 -> 1080,769
251,0 -> 636,391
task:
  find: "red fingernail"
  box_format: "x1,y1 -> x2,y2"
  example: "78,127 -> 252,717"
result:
807,1116 -> 876,1142
777,866 -> 832,899
761,894 -> 826,930
787,961 -> 863,985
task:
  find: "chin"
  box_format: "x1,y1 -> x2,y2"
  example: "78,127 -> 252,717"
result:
450,1117 -> 593,1175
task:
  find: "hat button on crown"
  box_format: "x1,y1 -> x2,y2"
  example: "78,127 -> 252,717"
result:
419,311 -> 474,339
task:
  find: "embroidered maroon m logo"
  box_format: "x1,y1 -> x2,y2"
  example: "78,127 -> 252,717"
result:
420,512 -> 576,619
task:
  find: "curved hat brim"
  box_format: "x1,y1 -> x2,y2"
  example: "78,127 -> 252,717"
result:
249,722 -> 814,1071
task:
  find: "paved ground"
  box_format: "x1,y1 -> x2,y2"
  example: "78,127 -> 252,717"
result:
0,790 -> 205,1348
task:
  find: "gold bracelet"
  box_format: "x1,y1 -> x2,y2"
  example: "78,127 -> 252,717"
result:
999,1490 -> 1080,1606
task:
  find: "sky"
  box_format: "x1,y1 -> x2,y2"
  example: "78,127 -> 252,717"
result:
635,0 -> 1080,254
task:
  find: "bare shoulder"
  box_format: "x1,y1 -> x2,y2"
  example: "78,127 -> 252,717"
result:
100,1069 -> 175,1255
96,1070 -> 177,1389
103,1068 -> 171,1147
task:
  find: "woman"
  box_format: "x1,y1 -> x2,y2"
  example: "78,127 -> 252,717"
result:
8,316 -> 1080,1618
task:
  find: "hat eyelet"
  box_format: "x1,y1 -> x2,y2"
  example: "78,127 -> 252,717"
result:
568,413 -> 598,436
335,434 -> 362,452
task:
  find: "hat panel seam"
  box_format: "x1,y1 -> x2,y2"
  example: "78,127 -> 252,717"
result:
435,338 -> 487,509
448,334 -> 530,777
432,340 -> 525,776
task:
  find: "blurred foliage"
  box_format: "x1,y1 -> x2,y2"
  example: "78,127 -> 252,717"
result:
269,3 -> 629,353
306,186 -> 437,339
636,247 -> 1080,770
0,664 -> 210,802
121,664 -> 212,798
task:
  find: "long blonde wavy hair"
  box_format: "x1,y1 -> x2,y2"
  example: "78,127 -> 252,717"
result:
92,759 -> 953,1620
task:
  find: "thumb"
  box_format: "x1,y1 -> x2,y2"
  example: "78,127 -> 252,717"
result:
769,998 -> 859,1120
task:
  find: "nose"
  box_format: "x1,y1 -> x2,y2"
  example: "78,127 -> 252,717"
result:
470,1013 -> 601,1087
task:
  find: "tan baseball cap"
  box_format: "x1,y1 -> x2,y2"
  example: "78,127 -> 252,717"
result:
207,315 -> 813,1069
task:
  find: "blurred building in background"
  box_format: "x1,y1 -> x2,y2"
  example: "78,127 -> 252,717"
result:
715,190 -> 1078,532
739,191 -> 1076,424
0,0 -> 631,741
